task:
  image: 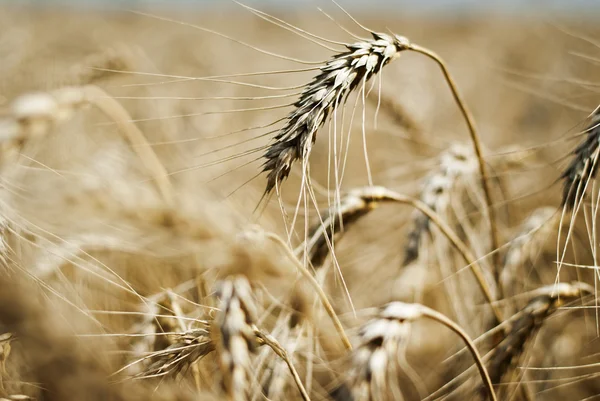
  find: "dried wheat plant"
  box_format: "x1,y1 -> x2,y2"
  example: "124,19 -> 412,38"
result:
0,2 -> 599,401
348,302 -> 496,401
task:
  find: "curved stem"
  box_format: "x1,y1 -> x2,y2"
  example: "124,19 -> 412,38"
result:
293,187 -> 503,324
386,192 -> 503,324
421,307 -> 497,401
408,44 -> 500,290
254,328 -> 311,401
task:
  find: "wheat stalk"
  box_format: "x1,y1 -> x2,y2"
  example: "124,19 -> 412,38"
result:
350,302 -> 496,401
261,32 -> 411,197
404,43 -> 499,270
298,186 -> 502,323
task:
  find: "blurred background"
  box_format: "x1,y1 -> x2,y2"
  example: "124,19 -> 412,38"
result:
0,0 -> 600,400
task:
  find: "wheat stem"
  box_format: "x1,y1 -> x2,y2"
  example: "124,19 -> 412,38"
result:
408,44 -> 500,283
254,328 -> 311,401
419,307 -> 497,401
383,188 -> 502,323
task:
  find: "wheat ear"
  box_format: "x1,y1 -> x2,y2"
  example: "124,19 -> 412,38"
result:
302,187 -> 383,267
1,86 -> 173,205
257,26 -> 497,261
404,143 -> 478,265
262,33 -> 410,196
561,106 -> 600,209
485,282 -> 592,399
136,327 -> 214,379
213,276 -> 259,401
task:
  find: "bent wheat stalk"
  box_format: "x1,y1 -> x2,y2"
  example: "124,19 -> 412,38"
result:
253,328 -> 310,401
406,43 -> 499,271
350,302 -> 496,401
298,186 -> 502,323
259,26 -> 497,274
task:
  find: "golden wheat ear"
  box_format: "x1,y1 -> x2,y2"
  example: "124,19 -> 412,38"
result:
261,33 -> 411,197
484,282 -> 591,399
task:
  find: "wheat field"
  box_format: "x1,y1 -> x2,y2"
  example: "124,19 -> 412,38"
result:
0,3 -> 599,401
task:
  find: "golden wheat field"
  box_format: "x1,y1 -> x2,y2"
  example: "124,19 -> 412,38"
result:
1,2 -> 600,401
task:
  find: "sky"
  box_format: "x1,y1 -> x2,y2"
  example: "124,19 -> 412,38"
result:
5,0 -> 599,17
